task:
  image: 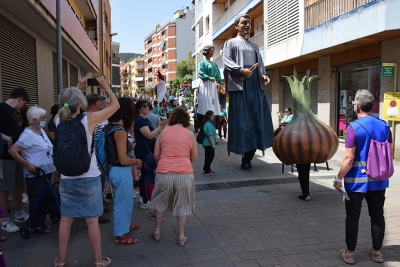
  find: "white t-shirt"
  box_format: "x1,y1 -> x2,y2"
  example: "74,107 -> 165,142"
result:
16,128 -> 56,177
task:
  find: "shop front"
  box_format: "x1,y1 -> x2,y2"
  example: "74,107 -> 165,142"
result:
337,61 -> 381,138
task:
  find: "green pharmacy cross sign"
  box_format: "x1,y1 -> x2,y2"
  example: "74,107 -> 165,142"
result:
382,63 -> 396,78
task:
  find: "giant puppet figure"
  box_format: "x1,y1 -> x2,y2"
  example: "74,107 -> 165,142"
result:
155,70 -> 169,103
223,14 -> 274,170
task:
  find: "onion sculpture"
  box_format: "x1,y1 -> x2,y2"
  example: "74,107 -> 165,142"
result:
273,68 -> 339,165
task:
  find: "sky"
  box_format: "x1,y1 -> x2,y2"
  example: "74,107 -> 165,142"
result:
110,0 -> 194,53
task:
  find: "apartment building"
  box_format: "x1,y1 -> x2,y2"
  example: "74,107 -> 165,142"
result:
0,0 -> 112,113
191,0 -> 266,105
263,0 -> 400,159
120,57 -> 145,97
143,8 -> 195,95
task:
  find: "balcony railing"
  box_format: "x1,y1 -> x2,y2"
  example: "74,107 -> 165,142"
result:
305,0 -> 376,29
148,72 -> 153,77
248,31 -> 264,49
213,55 -> 223,68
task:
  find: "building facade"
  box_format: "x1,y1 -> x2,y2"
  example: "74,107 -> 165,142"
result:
191,0 -> 265,104
120,57 -> 145,97
263,0 -> 400,159
0,0 -> 112,114
192,0 -> 400,159
143,8 -> 195,95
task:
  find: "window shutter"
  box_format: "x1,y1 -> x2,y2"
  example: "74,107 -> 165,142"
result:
267,0 -> 299,47
0,14 -> 37,104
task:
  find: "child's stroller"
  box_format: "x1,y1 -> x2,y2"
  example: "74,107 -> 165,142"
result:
20,168 -> 61,239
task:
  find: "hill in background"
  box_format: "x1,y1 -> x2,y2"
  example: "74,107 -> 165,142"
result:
118,52 -> 143,63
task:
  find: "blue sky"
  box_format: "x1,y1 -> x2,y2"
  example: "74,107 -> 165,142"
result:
110,0 -> 193,53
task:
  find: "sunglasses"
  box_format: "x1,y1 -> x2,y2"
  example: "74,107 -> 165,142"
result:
141,104 -> 149,108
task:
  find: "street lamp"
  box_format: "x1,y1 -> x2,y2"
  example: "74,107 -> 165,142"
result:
110,33 -> 118,94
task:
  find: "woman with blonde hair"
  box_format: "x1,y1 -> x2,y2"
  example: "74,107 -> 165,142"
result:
53,77 -> 119,267
149,108 -> 198,246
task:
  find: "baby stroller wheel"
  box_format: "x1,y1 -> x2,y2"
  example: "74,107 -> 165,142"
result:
50,214 -> 60,223
20,226 -> 31,239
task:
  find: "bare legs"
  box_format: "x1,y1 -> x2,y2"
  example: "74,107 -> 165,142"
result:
153,210 -> 187,238
58,216 -> 102,265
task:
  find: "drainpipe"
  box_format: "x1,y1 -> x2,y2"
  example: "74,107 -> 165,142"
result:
56,0 -> 62,97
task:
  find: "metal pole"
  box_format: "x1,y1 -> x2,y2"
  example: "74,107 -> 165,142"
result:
56,0 -> 62,97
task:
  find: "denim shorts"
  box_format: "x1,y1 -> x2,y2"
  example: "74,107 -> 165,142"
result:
59,176 -> 102,218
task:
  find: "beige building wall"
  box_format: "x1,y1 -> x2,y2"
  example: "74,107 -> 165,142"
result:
381,37 -> 400,160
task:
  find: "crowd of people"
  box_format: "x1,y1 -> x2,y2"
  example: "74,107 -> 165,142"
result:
0,12 -> 394,267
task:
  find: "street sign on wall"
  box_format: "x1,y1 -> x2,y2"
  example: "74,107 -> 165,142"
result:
383,92 -> 400,121
382,63 -> 396,78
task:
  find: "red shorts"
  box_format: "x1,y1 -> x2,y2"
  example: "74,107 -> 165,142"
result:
145,182 -> 155,200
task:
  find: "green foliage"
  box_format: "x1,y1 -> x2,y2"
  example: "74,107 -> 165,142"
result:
118,53 -> 143,63
176,51 -> 195,78
124,90 -> 130,97
139,87 -> 146,93
168,74 -> 193,96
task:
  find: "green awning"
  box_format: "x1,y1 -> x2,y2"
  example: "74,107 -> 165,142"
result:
159,40 -> 165,49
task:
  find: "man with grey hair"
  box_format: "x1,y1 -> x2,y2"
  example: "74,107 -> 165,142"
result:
334,89 -> 392,264
223,13 -> 274,170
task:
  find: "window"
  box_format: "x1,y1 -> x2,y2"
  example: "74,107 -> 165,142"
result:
205,16 -> 210,33
198,16 -> 203,37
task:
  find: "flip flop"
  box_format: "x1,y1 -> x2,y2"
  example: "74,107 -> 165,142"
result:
53,258 -> 66,267
0,236 -> 7,242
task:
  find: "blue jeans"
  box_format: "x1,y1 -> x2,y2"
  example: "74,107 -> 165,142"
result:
108,166 -> 133,236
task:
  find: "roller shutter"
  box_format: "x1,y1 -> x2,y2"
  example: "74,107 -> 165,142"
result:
52,52 -> 58,104
69,63 -> 78,88
0,14 -> 37,104
283,70 -> 318,115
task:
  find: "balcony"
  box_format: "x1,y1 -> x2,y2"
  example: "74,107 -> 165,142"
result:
305,0 -> 377,30
249,31 -> 264,50
148,72 -> 153,77
148,62 -> 153,67
212,0 -> 262,40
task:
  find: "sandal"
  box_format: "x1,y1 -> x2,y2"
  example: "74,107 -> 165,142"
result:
94,257 -> 112,267
54,258 -> 66,267
30,226 -> 50,234
369,248 -> 384,263
178,236 -> 187,246
98,217 -> 110,224
114,235 -> 138,245
129,223 -> 140,231
338,249 -> 355,265
0,236 -> 7,242
151,229 -> 160,241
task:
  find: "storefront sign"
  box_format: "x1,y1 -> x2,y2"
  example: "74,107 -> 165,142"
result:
383,92 -> 400,121
381,63 -> 396,78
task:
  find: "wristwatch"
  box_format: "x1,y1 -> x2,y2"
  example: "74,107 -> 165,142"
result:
334,176 -> 342,183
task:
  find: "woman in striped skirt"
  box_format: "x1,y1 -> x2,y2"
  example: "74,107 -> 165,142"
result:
149,108 -> 198,246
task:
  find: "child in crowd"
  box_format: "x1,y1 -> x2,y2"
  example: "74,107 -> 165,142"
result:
145,139 -> 165,221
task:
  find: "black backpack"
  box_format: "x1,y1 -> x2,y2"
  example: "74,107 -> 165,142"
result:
53,114 -> 93,176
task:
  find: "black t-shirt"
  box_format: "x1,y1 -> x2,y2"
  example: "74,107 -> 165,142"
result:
48,115 -> 56,133
0,102 -> 21,159
133,116 -> 154,154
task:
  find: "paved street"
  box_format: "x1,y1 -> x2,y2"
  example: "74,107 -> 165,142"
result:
2,125 -> 400,267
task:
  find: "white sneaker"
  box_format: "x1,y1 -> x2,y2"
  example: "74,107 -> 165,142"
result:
1,220 -> 20,233
140,201 -> 150,210
22,193 -> 29,204
15,210 -> 29,222
8,194 -> 12,201
138,196 -> 143,204
134,191 -> 139,195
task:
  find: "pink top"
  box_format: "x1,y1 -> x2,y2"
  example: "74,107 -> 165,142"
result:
156,126 -> 193,174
